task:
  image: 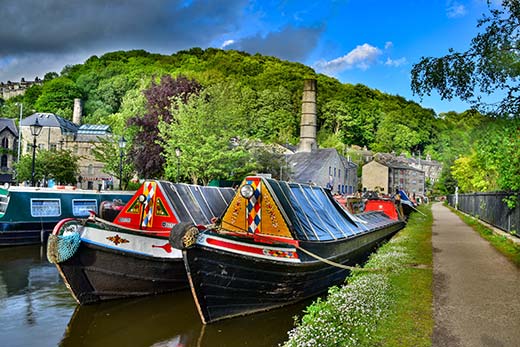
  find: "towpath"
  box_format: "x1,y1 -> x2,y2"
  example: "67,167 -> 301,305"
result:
432,203 -> 520,347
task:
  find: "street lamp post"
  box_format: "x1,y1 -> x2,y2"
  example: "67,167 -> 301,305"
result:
30,118 -> 43,187
175,147 -> 182,183
16,103 -> 23,163
118,136 -> 126,190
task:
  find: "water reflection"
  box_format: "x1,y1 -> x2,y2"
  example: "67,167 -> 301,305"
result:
0,245 -> 75,347
0,245 -> 309,347
60,290 -> 308,347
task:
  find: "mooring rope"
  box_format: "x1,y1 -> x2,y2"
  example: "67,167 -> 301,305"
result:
295,245 -> 381,272
295,244 -> 430,272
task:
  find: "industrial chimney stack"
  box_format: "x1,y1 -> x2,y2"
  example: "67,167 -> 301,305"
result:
297,79 -> 317,153
73,98 -> 82,125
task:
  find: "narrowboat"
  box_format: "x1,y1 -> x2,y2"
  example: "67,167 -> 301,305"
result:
181,176 -> 405,324
48,180 -> 235,304
0,185 -> 133,246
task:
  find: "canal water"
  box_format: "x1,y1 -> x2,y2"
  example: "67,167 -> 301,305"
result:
0,245 -> 310,347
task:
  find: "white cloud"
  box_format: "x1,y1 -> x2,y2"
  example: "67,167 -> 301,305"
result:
314,43 -> 382,75
385,41 -> 393,50
385,57 -> 407,67
221,39 -> 235,48
446,1 -> 467,18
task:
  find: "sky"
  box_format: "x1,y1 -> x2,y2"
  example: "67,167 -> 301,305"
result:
0,0 -> 500,114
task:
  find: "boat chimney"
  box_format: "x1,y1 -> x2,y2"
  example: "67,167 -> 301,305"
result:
297,79 -> 317,153
73,98 -> 82,125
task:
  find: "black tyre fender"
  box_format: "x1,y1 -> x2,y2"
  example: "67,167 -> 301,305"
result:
169,222 -> 199,249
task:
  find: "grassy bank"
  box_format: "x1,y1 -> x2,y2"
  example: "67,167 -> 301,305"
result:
283,205 -> 433,347
449,207 -> 520,267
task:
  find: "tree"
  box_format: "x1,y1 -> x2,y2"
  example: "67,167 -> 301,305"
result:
15,150 -> 80,185
158,83 -> 253,185
34,77 -> 82,117
411,0 -> 520,115
90,137 -> 134,190
127,75 -> 202,179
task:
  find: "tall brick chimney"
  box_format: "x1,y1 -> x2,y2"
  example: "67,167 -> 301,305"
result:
297,79 -> 317,153
73,98 -> 82,125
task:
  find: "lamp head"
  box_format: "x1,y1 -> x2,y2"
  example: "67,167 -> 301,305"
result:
30,118 -> 43,137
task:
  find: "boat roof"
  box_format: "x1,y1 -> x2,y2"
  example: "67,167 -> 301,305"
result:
114,180 -> 235,231
220,176 -> 395,242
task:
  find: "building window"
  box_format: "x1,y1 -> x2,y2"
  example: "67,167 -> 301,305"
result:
338,169 -> 341,180
329,166 -> 331,175
50,144 -> 57,151
1,155 -> 7,169
88,164 -> 94,175
1,137 -> 8,148
334,167 -> 336,177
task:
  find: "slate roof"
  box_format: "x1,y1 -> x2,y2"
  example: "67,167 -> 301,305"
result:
20,113 -> 113,143
288,148 -> 337,183
373,153 -> 423,172
0,118 -> 18,136
21,113 -> 78,135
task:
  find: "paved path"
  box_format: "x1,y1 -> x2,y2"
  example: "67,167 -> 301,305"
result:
432,203 -> 520,347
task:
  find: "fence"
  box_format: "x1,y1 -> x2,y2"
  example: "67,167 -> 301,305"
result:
447,192 -> 520,237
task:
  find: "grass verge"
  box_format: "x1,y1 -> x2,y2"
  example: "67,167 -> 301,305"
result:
448,206 -> 520,267
283,205 -> 433,347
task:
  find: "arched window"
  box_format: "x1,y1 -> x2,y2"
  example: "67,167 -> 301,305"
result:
1,137 -> 8,149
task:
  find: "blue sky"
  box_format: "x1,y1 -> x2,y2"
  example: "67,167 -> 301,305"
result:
0,0 -> 497,114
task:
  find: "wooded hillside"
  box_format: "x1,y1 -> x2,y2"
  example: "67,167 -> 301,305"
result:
2,48 -> 516,194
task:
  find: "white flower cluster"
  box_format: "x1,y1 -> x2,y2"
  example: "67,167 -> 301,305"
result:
283,237 -> 412,347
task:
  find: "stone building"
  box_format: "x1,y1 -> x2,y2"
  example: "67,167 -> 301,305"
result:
20,108 -> 118,189
362,153 -> 425,196
0,78 -> 42,100
407,153 -> 443,187
288,148 -> 358,194
0,118 -> 19,183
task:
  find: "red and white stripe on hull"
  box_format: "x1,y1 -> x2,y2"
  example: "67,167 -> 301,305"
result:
197,233 -> 300,263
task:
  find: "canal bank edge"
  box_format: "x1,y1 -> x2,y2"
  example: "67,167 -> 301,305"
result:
283,204 -> 433,347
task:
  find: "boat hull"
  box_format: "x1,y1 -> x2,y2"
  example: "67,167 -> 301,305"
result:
54,224 -> 187,304
0,189 -> 133,246
183,221 -> 404,324
0,222 -> 56,246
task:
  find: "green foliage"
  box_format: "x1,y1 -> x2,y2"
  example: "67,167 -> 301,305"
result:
16,46 -> 519,192
158,83 -> 255,185
15,150 -> 80,184
34,77 -> 82,118
90,137 -> 134,190
411,0 -> 520,115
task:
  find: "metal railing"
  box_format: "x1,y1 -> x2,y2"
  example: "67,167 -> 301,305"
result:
447,192 -> 520,237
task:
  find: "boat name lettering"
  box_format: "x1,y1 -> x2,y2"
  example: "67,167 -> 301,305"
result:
161,222 -> 175,229
118,217 -> 131,223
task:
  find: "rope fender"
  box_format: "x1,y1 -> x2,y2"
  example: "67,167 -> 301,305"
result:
47,222 -> 81,264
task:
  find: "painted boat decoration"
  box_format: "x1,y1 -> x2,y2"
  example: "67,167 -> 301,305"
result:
0,185 -> 133,246
181,176 -> 406,324
48,180 -> 235,304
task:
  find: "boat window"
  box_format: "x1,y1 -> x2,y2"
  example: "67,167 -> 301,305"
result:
0,194 -> 9,215
31,199 -> 61,217
72,199 -> 98,216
